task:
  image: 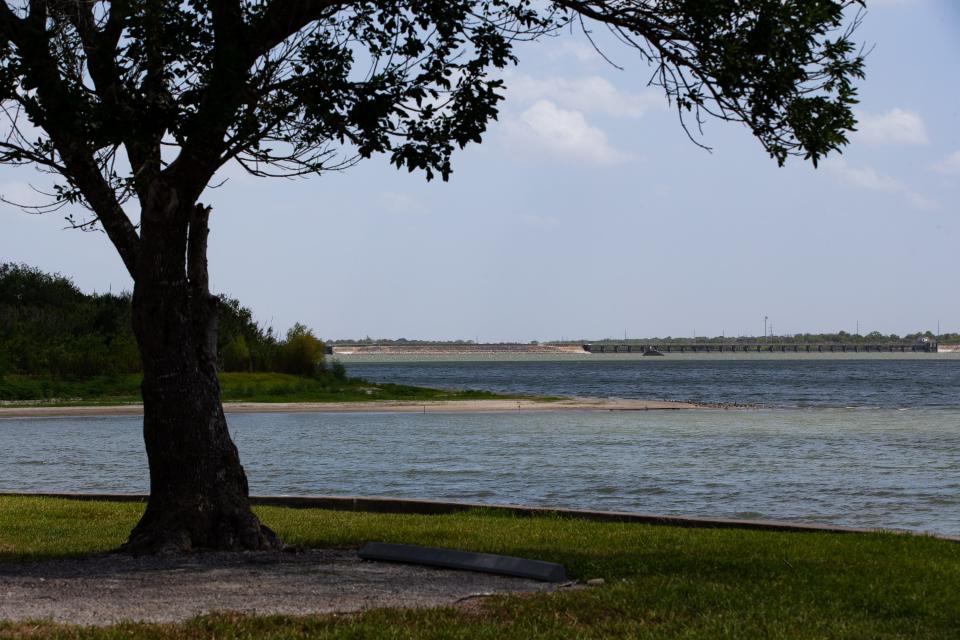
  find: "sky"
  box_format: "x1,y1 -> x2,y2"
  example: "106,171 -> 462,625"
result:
2,1 -> 958,342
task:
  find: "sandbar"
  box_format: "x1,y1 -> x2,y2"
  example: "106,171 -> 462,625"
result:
0,397 -> 711,418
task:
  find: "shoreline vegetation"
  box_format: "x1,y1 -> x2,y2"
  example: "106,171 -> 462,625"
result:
0,371 -> 535,408
0,371 -> 733,415
0,369 -> 721,416
0,263 -> 343,380
1,496 -> 958,636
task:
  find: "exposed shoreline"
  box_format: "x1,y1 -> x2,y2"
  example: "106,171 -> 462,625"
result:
0,397 -> 718,418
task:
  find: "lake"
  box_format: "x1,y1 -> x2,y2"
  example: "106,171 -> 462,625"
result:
2,355 -> 958,535
341,354 -> 960,408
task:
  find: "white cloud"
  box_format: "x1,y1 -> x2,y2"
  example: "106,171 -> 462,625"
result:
499,73 -> 656,166
855,108 -> 928,145
549,41 -> 604,64
933,151 -> 960,176
823,158 -> 938,210
506,74 -> 663,118
825,160 -> 898,192
904,192 -> 940,210
378,192 -> 429,216
520,213 -> 559,227
509,99 -> 632,165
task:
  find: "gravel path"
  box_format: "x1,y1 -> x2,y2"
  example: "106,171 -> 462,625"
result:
0,549 -> 564,625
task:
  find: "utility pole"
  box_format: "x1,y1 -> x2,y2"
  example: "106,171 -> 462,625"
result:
763,316 -> 768,340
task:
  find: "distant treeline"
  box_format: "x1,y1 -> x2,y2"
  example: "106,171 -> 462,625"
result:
329,337 -> 482,345
329,332 -> 958,347
579,331 -> 957,345
0,263 -> 333,378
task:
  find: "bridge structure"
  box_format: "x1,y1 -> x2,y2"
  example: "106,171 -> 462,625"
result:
583,342 -> 939,354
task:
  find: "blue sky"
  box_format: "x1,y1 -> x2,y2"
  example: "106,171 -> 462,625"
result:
2,1 -> 958,342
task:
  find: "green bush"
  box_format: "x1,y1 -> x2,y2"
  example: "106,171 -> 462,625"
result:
221,335 -> 252,372
0,264 -> 329,380
279,323 -> 325,377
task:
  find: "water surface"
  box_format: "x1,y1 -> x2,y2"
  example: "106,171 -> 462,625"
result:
343,356 -> 960,408
3,408 -> 958,535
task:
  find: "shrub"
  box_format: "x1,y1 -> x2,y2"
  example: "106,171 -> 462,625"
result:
222,335 -> 252,372
279,323 -> 325,377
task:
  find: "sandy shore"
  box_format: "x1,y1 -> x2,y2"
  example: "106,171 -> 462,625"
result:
0,397 -> 710,418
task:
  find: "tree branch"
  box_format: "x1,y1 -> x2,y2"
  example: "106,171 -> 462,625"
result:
246,0 -> 347,60
0,2 -> 141,277
64,1 -> 154,179
166,0 -> 348,200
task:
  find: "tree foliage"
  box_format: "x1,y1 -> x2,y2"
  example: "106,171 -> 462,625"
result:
0,1 -> 865,249
0,263 -> 139,376
0,263 -> 325,377
568,1 -> 866,165
279,322 -> 326,377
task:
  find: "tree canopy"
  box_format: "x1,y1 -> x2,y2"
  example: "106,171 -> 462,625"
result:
0,263 -> 331,377
1,2 -> 864,269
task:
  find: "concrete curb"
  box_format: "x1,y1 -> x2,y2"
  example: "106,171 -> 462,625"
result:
2,492 -> 957,542
358,542 -> 568,582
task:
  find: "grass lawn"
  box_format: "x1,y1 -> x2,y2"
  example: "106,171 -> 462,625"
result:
0,372 -> 524,406
0,496 -> 957,638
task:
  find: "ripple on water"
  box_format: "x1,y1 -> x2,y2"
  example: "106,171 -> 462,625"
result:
1,407 -> 959,535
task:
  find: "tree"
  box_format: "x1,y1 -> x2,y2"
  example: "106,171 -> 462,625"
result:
279,323 -> 325,376
221,334 -> 251,372
0,1 -> 865,552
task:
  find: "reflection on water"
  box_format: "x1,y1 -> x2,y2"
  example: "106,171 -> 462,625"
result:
2,408 -> 958,535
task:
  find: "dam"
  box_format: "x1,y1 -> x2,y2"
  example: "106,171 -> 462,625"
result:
328,342 -> 950,355
583,342 -> 940,354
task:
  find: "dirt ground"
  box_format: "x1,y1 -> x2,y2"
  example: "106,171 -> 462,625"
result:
0,549 -> 570,625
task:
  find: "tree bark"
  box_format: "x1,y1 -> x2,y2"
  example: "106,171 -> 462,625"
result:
123,199 -> 280,554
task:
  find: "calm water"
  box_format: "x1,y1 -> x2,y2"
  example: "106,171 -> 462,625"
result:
343,356 -> 960,408
3,356 -> 959,534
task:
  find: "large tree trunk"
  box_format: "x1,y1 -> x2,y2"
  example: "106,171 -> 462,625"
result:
122,198 -> 280,554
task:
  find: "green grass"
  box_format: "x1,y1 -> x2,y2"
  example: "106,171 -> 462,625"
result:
0,374 -> 144,404
0,372 -> 525,406
0,496 -> 958,638
216,372 -> 519,403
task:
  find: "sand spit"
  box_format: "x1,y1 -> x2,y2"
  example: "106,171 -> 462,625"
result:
0,397 -> 719,418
